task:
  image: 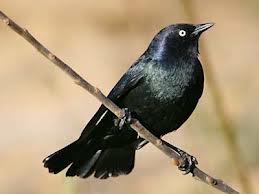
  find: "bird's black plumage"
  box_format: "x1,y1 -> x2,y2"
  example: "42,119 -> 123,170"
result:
43,23 -> 213,179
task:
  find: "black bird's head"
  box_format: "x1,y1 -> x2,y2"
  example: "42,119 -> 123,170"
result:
147,23 -> 214,61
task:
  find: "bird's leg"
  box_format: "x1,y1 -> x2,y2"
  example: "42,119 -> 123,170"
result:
161,140 -> 198,175
114,108 -> 132,130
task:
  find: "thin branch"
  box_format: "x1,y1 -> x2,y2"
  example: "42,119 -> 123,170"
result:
0,10 -> 239,194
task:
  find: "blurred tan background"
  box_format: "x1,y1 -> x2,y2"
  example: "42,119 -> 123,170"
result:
0,0 -> 259,194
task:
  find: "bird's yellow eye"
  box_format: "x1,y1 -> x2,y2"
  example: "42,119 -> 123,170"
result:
179,30 -> 186,37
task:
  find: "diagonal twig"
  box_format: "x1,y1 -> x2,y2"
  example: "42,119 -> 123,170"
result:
0,10 -> 239,194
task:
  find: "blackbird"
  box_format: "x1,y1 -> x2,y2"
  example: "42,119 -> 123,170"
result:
43,23 -> 214,179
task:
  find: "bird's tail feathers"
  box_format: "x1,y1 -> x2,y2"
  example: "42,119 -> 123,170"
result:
43,140 -> 136,179
43,140 -> 80,174
93,145 -> 135,179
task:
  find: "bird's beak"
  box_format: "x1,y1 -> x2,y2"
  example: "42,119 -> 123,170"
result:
192,23 -> 214,36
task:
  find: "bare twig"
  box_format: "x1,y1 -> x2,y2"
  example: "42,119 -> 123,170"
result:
0,10 -> 239,194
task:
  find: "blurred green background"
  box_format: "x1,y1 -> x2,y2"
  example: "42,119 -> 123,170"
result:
0,0 -> 259,194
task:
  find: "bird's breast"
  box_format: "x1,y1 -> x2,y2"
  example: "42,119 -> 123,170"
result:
144,62 -> 197,102
122,58 -> 204,134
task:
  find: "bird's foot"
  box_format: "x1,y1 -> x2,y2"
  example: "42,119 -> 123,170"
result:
178,150 -> 198,175
114,108 -> 132,130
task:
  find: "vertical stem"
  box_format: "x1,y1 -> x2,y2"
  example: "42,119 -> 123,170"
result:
63,179 -> 76,194
180,1 -> 254,194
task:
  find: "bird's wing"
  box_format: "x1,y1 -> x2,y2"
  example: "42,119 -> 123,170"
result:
79,55 -> 150,139
107,57 -> 147,101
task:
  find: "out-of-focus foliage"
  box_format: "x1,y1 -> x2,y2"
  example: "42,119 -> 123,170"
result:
0,0 -> 258,194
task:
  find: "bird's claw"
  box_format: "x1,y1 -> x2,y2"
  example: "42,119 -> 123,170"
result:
114,108 -> 132,129
178,151 -> 198,175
